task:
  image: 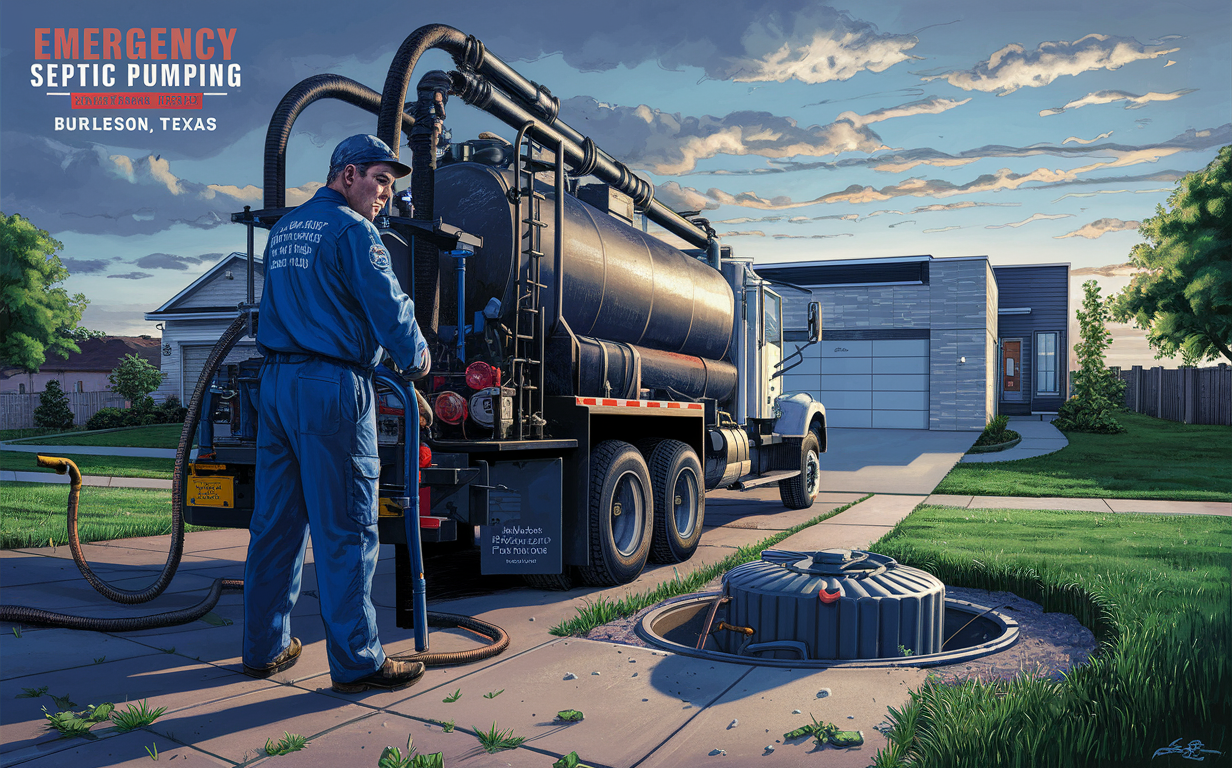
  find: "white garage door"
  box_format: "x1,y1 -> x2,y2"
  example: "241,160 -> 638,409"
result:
780,339 -> 929,429
181,344 -> 260,401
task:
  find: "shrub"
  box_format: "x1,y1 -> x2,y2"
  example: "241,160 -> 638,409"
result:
153,396 -> 187,425
1055,280 -> 1126,434
33,380 -> 74,430
85,407 -> 126,431
108,354 -> 165,405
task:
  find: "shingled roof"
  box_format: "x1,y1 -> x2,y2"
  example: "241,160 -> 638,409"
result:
0,336 -> 161,379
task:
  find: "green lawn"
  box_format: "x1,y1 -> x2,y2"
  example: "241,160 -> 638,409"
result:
870,505 -> 1231,768
1,483 -> 217,549
0,427 -> 88,442
5,424 -> 187,449
935,411 -> 1232,501
0,450 -> 174,479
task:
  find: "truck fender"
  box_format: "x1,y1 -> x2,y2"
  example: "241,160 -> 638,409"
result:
773,392 -> 827,452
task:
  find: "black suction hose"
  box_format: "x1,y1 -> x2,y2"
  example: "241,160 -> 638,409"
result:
0,314 -> 507,665
0,315 -> 250,630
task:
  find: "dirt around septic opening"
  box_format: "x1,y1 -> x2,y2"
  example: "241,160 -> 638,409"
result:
584,584 -> 1098,685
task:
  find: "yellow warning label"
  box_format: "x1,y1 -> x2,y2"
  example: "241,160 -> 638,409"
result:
187,475 -> 234,508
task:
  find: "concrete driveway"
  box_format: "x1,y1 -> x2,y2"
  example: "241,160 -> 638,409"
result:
816,428 -> 978,495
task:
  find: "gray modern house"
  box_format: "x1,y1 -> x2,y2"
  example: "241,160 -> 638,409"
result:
758,255 -> 1068,431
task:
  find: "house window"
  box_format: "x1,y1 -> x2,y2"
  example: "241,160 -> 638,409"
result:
76,381 -> 84,393
1035,332 -> 1059,394
19,383 -> 25,394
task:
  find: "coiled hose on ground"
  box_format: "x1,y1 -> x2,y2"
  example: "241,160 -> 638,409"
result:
0,314 -> 508,666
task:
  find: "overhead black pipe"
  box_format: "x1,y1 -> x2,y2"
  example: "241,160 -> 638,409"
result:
262,74 -> 415,210
374,24 -> 712,251
408,71 -> 453,338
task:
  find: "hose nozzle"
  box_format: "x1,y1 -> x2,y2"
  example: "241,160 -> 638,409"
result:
36,455 -> 81,488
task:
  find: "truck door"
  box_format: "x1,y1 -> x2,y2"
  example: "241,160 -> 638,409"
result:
760,287 -> 783,417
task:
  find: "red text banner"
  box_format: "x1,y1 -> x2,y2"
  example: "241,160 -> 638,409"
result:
71,92 -> 202,109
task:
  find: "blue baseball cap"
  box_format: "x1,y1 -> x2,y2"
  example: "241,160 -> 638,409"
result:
329,134 -> 411,178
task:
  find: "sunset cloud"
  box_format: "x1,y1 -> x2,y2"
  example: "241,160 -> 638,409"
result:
1055,218 -> 1141,239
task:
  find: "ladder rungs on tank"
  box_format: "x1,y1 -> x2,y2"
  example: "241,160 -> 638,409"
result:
511,135 -> 553,439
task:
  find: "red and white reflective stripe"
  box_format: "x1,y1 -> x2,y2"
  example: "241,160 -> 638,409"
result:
575,397 -> 703,410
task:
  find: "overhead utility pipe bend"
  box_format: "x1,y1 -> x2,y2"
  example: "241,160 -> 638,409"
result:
263,74 -> 416,209
374,24 -> 711,251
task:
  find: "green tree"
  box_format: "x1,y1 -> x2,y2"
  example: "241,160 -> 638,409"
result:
108,353 -> 165,410
0,214 -> 89,371
1054,280 -> 1126,434
33,379 -> 74,430
1110,145 -> 1232,364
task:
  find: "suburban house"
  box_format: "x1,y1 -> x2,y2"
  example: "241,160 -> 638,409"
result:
758,255 -> 1069,430
145,252 -> 264,403
0,336 -> 161,395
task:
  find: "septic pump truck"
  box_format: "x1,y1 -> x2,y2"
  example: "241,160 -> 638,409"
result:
183,24 -> 827,607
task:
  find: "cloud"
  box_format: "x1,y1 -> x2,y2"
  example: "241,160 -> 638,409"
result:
717,215 -> 784,224
922,34 -> 1179,95
1071,263 -> 1137,276
133,252 -> 226,270
723,6 -> 921,83
985,213 -> 1075,229
1063,132 -> 1114,145
910,201 -> 1020,213
712,124 -> 1229,177
718,230 -> 767,237
655,181 -> 720,212
106,272 -> 154,280
888,220 -> 915,228
770,232 -> 855,239
1041,89 -> 1196,116
60,258 -> 111,275
835,96 -> 970,128
1051,187 -> 1172,203
561,96 -> 888,175
923,226 -> 964,233
1055,218 -> 1141,239
676,165 -> 1187,211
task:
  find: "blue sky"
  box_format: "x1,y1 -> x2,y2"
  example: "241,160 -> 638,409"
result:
2,0 -> 1228,342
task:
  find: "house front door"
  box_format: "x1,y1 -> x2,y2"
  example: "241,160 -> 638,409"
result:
1002,339 -> 1022,400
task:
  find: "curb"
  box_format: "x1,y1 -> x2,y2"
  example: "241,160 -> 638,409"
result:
966,435 -> 1022,454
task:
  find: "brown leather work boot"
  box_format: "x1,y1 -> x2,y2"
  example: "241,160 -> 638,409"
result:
242,637 -> 302,679
331,658 -> 426,693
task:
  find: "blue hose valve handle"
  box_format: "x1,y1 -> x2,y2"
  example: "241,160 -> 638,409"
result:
374,368 -> 427,652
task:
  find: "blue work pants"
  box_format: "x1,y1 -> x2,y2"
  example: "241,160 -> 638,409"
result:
243,357 -> 386,682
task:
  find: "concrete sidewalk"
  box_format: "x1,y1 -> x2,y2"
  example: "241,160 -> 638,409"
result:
1,491 -> 923,768
926,494 -> 1232,517
0,470 -> 173,489
959,416 -> 1068,463
1,444 -> 178,459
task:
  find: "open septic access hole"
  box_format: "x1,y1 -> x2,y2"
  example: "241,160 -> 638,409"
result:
635,549 -> 1020,668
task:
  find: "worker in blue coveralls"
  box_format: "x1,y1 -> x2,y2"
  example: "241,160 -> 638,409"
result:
242,134 -> 431,693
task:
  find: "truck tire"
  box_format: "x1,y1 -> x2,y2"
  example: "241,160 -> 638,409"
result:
779,431 -> 821,510
577,440 -> 653,587
647,440 -> 704,564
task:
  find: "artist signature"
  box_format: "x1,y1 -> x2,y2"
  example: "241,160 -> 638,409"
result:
1152,739 -> 1222,761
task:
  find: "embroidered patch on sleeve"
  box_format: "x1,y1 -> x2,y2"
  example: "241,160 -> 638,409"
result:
370,243 -> 391,270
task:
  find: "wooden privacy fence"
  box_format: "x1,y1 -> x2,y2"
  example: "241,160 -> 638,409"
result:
1117,364 -> 1232,426
0,391 -> 127,430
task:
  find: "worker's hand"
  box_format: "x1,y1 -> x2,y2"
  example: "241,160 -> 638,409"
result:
403,345 -> 431,381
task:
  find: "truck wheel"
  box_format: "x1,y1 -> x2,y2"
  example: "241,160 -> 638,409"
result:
523,570 -> 574,591
779,431 -> 821,510
647,440 -> 704,564
577,441 -> 653,586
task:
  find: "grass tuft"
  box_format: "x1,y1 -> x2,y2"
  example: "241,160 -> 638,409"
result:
442,688 -> 461,703
110,699 -> 168,733
550,494 -> 872,637
474,722 -> 525,753
264,732 -> 307,756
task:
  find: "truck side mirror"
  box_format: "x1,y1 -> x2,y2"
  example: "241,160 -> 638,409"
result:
807,302 -> 821,343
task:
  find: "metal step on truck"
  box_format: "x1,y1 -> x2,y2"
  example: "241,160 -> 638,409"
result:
182,23 -> 827,597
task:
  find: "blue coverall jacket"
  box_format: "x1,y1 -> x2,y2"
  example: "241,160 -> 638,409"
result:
244,186 -> 427,682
